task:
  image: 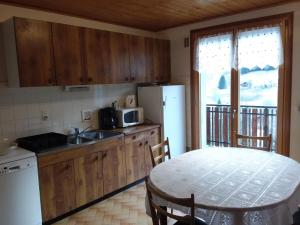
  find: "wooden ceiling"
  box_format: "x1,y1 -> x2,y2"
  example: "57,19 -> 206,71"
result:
0,0 -> 298,31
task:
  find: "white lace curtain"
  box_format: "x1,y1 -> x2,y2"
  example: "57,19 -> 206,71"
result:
194,25 -> 283,73
194,33 -> 233,77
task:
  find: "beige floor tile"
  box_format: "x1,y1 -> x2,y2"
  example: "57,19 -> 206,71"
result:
53,183 -> 152,225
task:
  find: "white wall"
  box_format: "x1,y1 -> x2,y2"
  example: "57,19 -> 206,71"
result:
158,2 -> 300,161
0,4 -> 158,145
0,84 -> 135,144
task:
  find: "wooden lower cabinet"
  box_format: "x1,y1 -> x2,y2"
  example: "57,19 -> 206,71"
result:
38,127 -> 160,222
39,160 -> 76,221
74,152 -> 103,207
102,139 -> 126,195
125,127 -> 160,185
125,132 -> 146,184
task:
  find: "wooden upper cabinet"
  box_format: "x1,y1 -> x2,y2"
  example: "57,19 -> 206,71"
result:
52,23 -> 85,85
39,160 -> 76,221
2,17 -> 56,87
109,32 -> 131,83
2,17 -> 171,86
144,37 -> 155,82
74,152 -> 103,207
153,39 -> 171,82
83,28 -> 112,84
128,35 -> 146,83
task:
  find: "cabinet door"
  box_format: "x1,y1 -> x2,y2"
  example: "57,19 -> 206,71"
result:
102,139 -> 126,194
125,132 -> 146,184
109,32 -> 131,83
145,128 -> 161,175
145,37 -> 155,83
14,18 -> 55,86
83,28 -> 111,84
74,152 -> 103,207
52,23 -> 85,85
39,160 -> 76,221
129,35 -> 146,83
153,39 -> 171,82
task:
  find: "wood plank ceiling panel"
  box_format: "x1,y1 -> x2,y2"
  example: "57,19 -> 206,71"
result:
0,0 -> 298,31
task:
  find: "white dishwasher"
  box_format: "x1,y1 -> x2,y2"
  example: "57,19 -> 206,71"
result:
0,147 -> 42,225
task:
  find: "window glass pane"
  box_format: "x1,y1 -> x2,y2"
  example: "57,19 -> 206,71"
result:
198,34 -> 232,105
198,33 -> 232,147
237,26 -> 281,151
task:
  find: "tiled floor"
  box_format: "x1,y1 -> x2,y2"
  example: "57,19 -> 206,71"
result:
54,183 -> 152,225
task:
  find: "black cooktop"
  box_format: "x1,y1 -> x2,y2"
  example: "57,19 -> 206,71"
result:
16,132 -> 68,153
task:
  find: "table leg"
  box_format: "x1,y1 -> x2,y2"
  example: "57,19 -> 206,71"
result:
233,212 -> 244,225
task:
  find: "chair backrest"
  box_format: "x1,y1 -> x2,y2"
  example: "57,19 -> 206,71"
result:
236,133 -> 272,151
149,137 -> 171,168
145,177 -> 196,225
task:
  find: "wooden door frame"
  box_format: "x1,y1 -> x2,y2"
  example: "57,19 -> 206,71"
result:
190,13 -> 293,156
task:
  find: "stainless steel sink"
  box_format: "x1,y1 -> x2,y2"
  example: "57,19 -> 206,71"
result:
80,130 -> 121,140
68,136 -> 93,145
68,130 -> 121,145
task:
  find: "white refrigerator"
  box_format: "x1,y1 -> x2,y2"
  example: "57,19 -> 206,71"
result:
138,85 -> 186,157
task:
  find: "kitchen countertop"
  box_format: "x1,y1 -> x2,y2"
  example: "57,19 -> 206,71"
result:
36,133 -> 124,157
36,124 -> 160,157
114,124 -> 160,135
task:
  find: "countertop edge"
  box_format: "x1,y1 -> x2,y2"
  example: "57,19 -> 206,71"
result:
36,124 -> 160,158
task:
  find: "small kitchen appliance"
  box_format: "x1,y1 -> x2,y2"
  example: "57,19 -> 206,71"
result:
116,107 -> 144,127
99,107 -> 118,129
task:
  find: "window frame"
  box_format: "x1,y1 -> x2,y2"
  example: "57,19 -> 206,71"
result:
190,13 -> 293,156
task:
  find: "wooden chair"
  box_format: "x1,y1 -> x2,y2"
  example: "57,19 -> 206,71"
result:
145,178 -> 208,225
149,138 -> 171,168
235,133 -> 272,151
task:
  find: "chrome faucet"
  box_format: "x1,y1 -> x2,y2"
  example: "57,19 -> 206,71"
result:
73,125 -> 94,137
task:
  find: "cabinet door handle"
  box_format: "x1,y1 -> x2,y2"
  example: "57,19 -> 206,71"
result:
139,142 -> 143,147
151,131 -> 155,135
130,77 -> 135,81
65,164 -> 70,170
94,156 -> 99,161
88,77 -> 93,82
132,135 -> 136,140
102,152 -> 107,159
145,141 -> 149,145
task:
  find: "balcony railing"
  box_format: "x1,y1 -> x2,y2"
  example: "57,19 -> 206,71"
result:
206,104 -> 277,151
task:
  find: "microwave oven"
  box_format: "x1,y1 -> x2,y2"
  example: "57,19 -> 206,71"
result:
116,107 -> 144,127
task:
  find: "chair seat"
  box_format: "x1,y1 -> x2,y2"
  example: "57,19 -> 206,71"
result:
173,216 -> 208,225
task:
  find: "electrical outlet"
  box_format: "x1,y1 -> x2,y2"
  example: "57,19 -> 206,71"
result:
41,111 -> 49,121
81,110 -> 92,122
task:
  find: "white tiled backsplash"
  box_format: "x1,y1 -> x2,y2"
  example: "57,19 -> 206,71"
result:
0,83 -> 136,143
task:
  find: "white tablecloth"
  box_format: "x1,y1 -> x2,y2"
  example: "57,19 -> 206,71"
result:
149,147 -> 300,225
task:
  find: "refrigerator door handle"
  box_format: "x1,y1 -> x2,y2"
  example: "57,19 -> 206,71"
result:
163,96 -> 167,107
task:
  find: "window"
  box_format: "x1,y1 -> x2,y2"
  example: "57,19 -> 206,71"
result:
190,13 -> 293,155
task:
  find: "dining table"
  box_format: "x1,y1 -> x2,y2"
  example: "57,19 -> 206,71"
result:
148,147 -> 300,225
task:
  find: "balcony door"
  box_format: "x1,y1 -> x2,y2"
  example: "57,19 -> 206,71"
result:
234,26 -> 281,151
190,13 -> 293,155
